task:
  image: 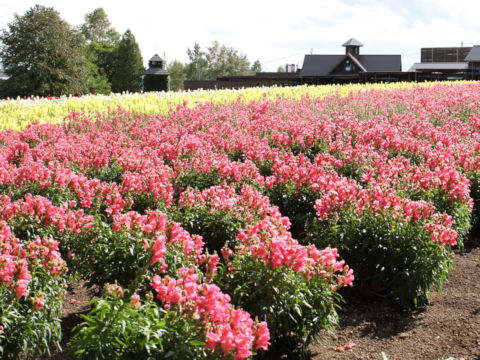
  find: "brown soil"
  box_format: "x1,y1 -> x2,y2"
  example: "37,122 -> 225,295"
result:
310,242 -> 480,360
40,244 -> 480,359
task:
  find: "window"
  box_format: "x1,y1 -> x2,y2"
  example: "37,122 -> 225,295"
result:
345,60 -> 352,72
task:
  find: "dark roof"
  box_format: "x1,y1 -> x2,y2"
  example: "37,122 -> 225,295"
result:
407,62 -> 468,72
347,53 -> 367,72
342,38 -> 363,47
358,55 -> 402,72
300,55 -> 345,76
143,68 -> 169,76
149,54 -> 164,62
465,46 -> 480,62
300,54 -> 401,76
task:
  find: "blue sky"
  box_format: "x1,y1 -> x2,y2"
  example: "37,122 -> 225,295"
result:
1,0 -> 479,72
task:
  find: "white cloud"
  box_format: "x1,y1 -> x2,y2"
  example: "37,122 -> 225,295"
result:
0,0 -> 479,71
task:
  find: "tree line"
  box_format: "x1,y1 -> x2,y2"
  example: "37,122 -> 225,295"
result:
0,6 -> 144,98
0,5 -> 277,97
167,42 -> 263,91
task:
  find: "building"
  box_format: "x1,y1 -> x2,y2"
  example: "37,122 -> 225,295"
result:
184,71 -> 300,91
183,39 -> 480,90
408,46 -> 480,80
300,38 -> 403,84
143,54 -> 169,92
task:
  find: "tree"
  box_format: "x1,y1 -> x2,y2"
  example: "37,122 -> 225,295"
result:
84,41 -> 116,94
277,65 -> 286,72
81,8 -> 120,44
110,29 -> 144,93
0,5 -> 88,97
205,41 -> 251,79
168,60 -> 186,91
185,41 -> 253,81
251,60 -> 262,73
80,8 -> 120,94
185,43 -> 207,80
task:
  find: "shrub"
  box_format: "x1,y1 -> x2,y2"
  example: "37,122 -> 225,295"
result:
305,209 -> 454,308
0,222 -> 67,358
216,217 -> 353,356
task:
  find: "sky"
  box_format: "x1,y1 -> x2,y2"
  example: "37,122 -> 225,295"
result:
0,0 -> 479,72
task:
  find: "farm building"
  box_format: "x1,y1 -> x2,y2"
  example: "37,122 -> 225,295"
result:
300,38 -> 404,84
143,54 -> 169,91
183,39 -> 480,90
408,46 -> 480,80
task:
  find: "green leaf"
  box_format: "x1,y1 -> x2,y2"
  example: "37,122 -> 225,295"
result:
189,339 -> 204,346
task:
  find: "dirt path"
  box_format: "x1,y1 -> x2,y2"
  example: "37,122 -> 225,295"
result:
310,244 -> 480,360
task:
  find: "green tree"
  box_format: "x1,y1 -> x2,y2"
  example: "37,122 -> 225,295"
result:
0,5 -> 88,97
167,60 -> 186,91
277,65 -> 286,72
110,29 -> 144,93
81,8 -> 120,44
185,43 -> 207,80
80,8 -> 120,94
204,41 -> 251,79
185,41 -> 253,80
251,60 -> 262,73
84,41 -> 115,94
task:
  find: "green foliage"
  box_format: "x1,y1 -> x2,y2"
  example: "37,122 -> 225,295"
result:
174,206 -> 244,253
216,254 -> 341,357
204,41 -> 253,80
305,211 -> 453,308
250,60 -> 262,73
80,8 -> 120,44
69,290 -> 216,360
185,43 -> 207,81
167,60 -> 186,91
0,5 -> 88,97
0,277 -> 65,359
0,233 -> 66,358
110,29 -> 144,93
185,41 -> 253,81
468,173 -> 480,235
84,41 -> 117,94
174,170 -> 223,193
267,184 -> 318,240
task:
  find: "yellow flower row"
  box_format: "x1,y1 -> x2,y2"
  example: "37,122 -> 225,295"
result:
0,82 -> 465,131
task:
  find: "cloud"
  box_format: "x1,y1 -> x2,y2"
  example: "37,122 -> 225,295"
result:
1,0 -> 479,71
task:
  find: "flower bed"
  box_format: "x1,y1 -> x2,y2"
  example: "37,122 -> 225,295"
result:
1,82 -> 480,358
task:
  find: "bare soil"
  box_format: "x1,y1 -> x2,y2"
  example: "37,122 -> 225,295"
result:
310,241 -> 480,360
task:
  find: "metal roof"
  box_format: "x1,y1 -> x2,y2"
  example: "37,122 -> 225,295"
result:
465,46 -> 480,62
342,38 -> 363,47
300,55 -> 345,76
143,68 -> 169,76
148,54 -> 164,62
358,55 -> 402,72
300,54 -> 401,76
407,62 -> 469,72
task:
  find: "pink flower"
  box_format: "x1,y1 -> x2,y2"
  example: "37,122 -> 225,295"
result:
33,294 -> 45,312
344,341 -> 356,350
150,235 -> 167,266
131,292 -> 141,309
107,284 -> 124,298
255,321 -> 270,350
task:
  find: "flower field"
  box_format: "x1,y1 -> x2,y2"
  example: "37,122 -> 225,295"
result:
1,81 -> 479,358
0,82 -> 439,132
